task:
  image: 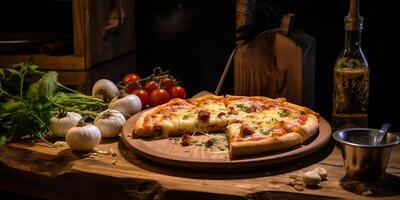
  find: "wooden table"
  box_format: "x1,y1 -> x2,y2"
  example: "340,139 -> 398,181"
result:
1,138 -> 399,200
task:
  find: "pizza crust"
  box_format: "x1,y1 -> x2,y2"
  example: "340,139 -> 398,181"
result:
300,114 -> 319,141
229,132 -> 302,157
284,101 -> 319,116
133,106 -> 159,137
189,94 -> 224,102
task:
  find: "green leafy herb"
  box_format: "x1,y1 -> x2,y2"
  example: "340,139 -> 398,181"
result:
205,138 -> 218,148
278,110 -> 290,118
265,118 -> 278,125
217,147 -> 226,151
261,128 -> 274,135
182,114 -> 191,120
236,104 -> 249,112
0,61 -> 107,147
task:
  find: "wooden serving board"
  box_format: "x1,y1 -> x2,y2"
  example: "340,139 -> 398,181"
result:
121,112 -> 332,170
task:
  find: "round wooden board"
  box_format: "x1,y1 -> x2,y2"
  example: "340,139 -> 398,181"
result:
121,112 -> 332,170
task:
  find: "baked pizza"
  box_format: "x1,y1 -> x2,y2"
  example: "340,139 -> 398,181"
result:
134,94 -> 319,157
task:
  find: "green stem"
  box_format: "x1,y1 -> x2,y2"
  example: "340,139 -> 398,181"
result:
57,82 -> 81,94
69,95 -> 105,102
50,100 -> 99,118
38,133 -> 56,148
27,111 -> 56,147
54,98 -> 105,105
19,75 -> 24,98
29,111 -> 47,127
58,90 -> 106,102
0,87 -> 19,99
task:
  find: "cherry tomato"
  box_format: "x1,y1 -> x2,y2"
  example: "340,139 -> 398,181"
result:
123,73 -> 141,92
169,86 -> 186,99
161,77 -> 175,90
144,81 -> 159,93
123,73 -> 141,82
150,89 -> 170,106
131,89 -> 149,109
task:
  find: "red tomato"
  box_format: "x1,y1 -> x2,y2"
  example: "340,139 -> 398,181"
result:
169,86 -> 186,99
123,73 -> 141,83
161,77 -> 175,90
123,73 -> 141,92
131,89 -> 149,109
150,89 -> 170,106
144,81 -> 159,93
125,82 -> 141,93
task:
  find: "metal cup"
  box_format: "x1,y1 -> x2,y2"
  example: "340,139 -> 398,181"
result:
333,128 -> 400,180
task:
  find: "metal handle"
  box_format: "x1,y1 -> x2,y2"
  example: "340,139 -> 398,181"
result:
215,48 -> 237,95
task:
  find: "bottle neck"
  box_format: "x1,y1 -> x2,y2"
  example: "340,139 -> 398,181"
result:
343,16 -> 363,53
344,29 -> 362,52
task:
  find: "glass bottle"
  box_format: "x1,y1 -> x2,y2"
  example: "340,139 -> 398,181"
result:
332,0 -> 369,129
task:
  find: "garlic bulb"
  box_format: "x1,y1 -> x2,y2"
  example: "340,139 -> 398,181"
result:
313,167 -> 328,180
92,79 -> 119,102
109,94 -> 142,119
50,111 -> 82,137
302,171 -> 321,186
94,109 -> 126,138
65,121 -> 101,151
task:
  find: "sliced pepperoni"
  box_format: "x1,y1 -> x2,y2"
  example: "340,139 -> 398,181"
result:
240,124 -> 255,136
181,133 -> 192,146
246,105 -> 256,113
299,113 -> 307,125
228,107 -> 238,115
198,110 -> 211,122
217,112 -> 227,118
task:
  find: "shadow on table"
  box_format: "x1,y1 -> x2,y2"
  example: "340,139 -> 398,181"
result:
118,139 -> 335,179
339,174 -> 400,197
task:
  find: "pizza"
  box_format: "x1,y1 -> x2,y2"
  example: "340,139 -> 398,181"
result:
133,94 -> 319,157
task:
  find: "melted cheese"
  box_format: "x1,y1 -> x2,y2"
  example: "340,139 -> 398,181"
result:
227,107 -> 302,142
145,96 -> 305,140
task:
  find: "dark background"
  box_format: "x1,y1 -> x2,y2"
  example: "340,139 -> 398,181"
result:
135,0 -> 399,131
0,0 -> 398,130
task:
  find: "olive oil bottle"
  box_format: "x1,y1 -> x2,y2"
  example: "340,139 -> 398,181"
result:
332,0 -> 369,129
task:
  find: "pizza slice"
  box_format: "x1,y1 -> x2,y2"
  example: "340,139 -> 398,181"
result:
225,95 -> 319,157
187,95 -> 230,132
134,98 -> 199,137
134,95 -> 229,137
225,95 -> 285,116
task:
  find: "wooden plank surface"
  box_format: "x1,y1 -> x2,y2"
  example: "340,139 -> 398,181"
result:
234,30 -> 304,105
1,137 -> 399,199
72,0 -> 86,56
0,54 -> 85,70
56,52 -> 134,94
84,0 -> 135,67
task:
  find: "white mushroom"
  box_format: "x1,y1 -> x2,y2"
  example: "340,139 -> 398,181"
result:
302,171 -> 321,186
313,167 -> 328,180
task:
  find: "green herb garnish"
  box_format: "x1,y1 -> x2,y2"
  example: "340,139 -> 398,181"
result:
265,118 -> 278,124
182,114 -> 191,120
0,61 -> 107,147
261,129 -> 274,135
278,110 -> 290,118
235,104 -> 249,112
205,138 -> 218,148
217,147 -> 226,151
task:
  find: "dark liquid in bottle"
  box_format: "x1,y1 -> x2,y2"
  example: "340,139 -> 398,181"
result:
333,67 -> 368,129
